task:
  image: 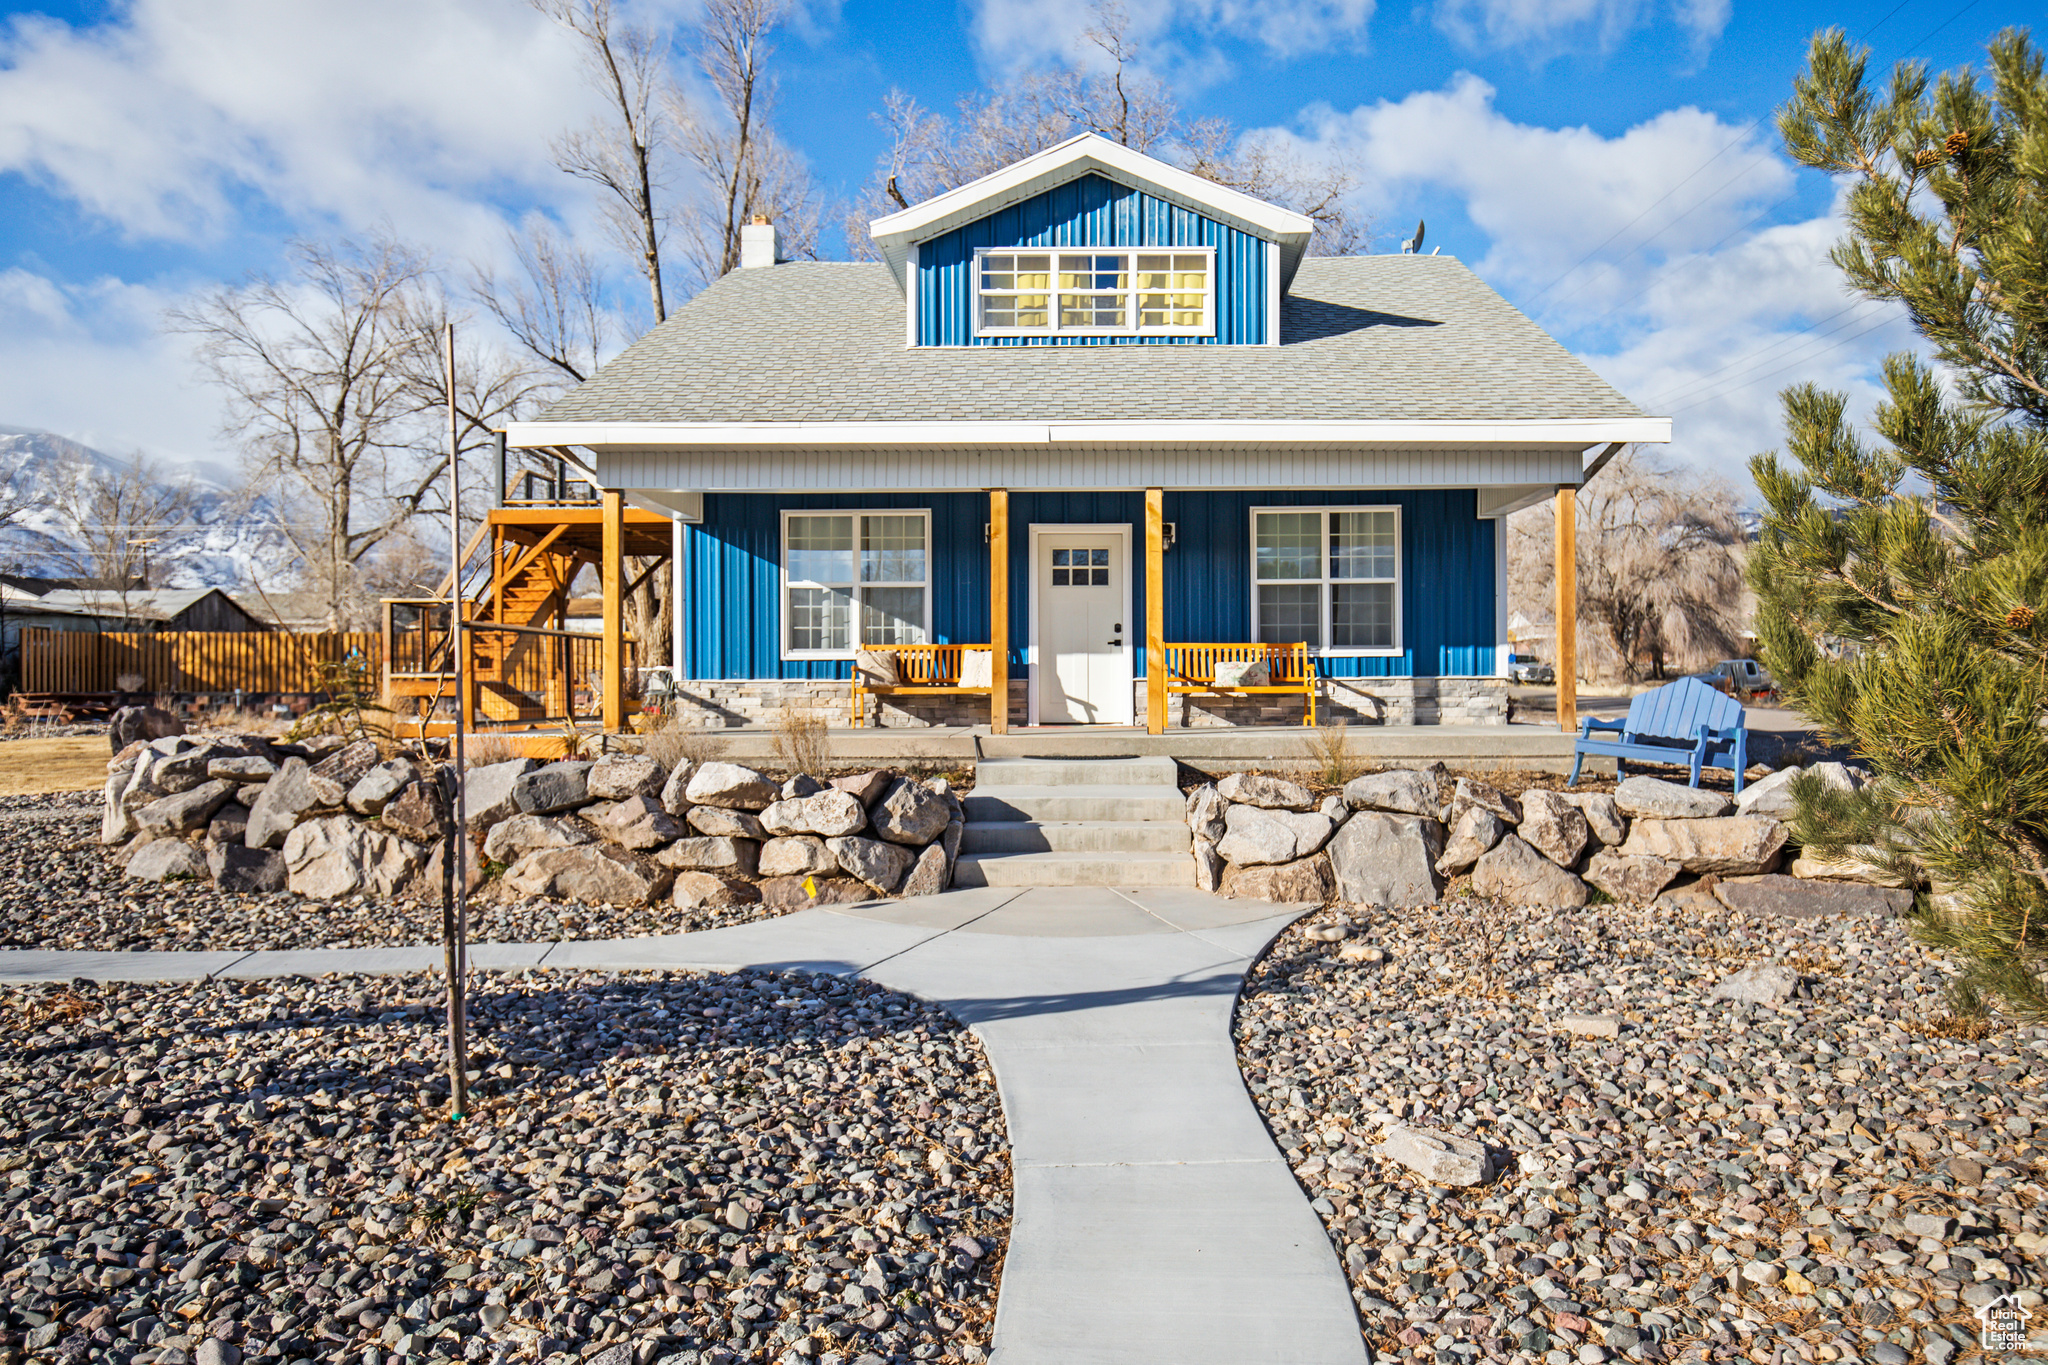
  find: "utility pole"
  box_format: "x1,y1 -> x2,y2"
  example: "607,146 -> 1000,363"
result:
443,322 -> 470,1122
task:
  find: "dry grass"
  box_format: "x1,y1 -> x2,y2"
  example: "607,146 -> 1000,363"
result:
0,736 -> 116,794
1301,724 -> 1368,787
190,704 -> 290,737
1906,1010 -> 2000,1041
772,708 -> 831,779
640,715 -> 722,772
462,732 -> 523,769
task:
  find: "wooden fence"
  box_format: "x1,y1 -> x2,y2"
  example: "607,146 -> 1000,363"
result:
19,629 -> 381,695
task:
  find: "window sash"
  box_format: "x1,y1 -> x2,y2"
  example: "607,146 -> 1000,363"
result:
783,510 -> 930,656
1250,507 -> 1401,655
975,247 -> 1214,338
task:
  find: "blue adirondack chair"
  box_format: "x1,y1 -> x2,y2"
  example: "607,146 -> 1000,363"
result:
1567,676 -> 1748,793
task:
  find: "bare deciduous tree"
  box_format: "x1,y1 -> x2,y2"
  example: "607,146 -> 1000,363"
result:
471,218 -> 610,385
50,452 -> 198,596
1509,449 -> 1749,683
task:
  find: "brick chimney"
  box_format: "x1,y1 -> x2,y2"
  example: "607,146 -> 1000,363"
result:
740,214 -> 778,269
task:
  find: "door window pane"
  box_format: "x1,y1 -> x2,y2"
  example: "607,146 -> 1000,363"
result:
1332,583 -> 1396,649
787,516 -> 854,585
1255,513 -> 1321,581
1257,584 -> 1321,647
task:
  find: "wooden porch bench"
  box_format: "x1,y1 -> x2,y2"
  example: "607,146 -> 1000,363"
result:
1164,642 -> 1318,726
850,643 -> 995,727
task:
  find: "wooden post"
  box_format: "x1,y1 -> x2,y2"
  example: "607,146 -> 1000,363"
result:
1145,488 -> 1165,735
989,490 -> 1009,735
601,487 -> 626,735
1554,484 -> 1578,735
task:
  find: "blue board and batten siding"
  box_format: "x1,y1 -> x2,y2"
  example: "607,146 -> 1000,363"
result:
682,491 -> 1496,680
917,174 -> 1269,347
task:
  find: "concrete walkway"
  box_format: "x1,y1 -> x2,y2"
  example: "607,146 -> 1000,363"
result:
0,887 -> 1368,1365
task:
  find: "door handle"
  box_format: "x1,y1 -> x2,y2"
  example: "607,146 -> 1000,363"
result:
1108,639 -> 1123,646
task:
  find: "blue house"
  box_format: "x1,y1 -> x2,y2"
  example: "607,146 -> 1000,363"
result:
506,133 -> 1668,733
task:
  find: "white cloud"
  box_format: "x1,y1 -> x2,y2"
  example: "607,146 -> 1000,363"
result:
1432,0 -> 1728,56
969,0 -> 1375,76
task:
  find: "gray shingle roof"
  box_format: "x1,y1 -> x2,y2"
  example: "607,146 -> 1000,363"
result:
537,255 -> 1645,425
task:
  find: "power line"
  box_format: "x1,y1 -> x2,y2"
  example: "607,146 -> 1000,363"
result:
1662,312 -> 1903,417
1646,301 -> 1890,409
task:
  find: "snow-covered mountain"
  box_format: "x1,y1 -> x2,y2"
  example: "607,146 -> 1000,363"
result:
0,427 -> 294,593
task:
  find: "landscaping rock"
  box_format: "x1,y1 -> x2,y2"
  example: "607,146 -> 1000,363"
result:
109,703 -> 185,752
501,844 -> 672,904
244,758 -> 327,849
124,839 -> 209,883
101,752 -> 145,843
759,835 -> 835,878
1221,852 -> 1336,903
1186,783 -> 1227,842
1343,769 -> 1440,818
669,871 -> 760,910
1216,803 -> 1336,865
134,779 -> 238,837
1711,873 -> 1913,919
208,843 -> 287,894
659,759 -> 696,816
1731,766 -> 1802,818
513,761 -> 594,815
827,835 -> 915,893
870,778 -> 951,845
1449,777 -> 1521,826
760,875 -> 875,910
1434,806 -> 1505,876
346,758 -> 418,816
1381,1125 -> 1492,1186
206,803 -> 250,847
152,744 -> 221,794
586,752 -> 665,802
1709,962 -> 1800,1004
655,837 -> 759,876
464,758 -> 537,827
482,813 -> 592,865
380,780 -> 446,844
1193,836 -> 1223,893
760,790 -> 868,838
830,769 -> 895,805
206,753 -> 275,784
1558,792 -> 1627,845
1581,850 -> 1680,903
900,842 -> 952,898
1790,848 -> 1910,886
1328,812 -> 1445,907
282,816 -> 423,899
1518,789 -> 1591,868
1471,833 -> 1589,908
1215,771 -> 1316,811
781,773 -> 827,798
684,762 -> 778,811
590,793 -> 684,850
308,739 -> 381,793
1558,1014 -> 1621,1038
1613,775 -> 1731,819
685,805 -> 766,839
1654,877 -> 1724,914
1620,815 -> 1788,875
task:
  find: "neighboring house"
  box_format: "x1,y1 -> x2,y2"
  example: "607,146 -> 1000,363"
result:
0,584 -> 265,635
508,133 -> 1669,731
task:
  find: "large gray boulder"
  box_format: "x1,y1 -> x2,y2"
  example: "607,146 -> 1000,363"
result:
760,790 -> 868,839
687,806 -> 767,839
1614,776 -> 1732,819
134,779 -> 238,837
482,813 -> 592,865
830,769 -> 894,806
870,779 -> 950,846
1581,850 -> 1680,903
207,754 -> 277,784
1216,804 -> 1336,866
586,753 -> 665,802
684,762 -> 778,811
759,835 -> 836,878
671,871 -> 761,911
109,704 -> 185,753
1518,790 -> 1591,869
1326,812 -> 1445,907
1342,769 -> 1439,818
102,749 -> 148,844
1711,874 -> 1913,919
1185,784 -> 1227,842
124,840 -> 209,883
1448,778 -> 1520,826
206,803 -> 251,848
151,744 -> 223,795
590,794 -> 685,850
208,843 -> 287,895
381,780 -> 447,844
513,761 -> 594,815
502,844 -> 672,904
659,760 -> 696,817
1558,792 -> 1627,846
655,837 -> 759,876
282,816 -> 424,899
1193,836 -> 1223,893
1471,833 -> 1589,908
1215,771 -> 1316,811
346,758 -> 419,817
827,835 -> 915,893
245,758 -> 329,850
900,843 -> 953,898
1221,852 -> 1335,904
308,739 -> 381,792
1620,816 -> 1788,875
1735,762 -> 1860,819
464,758 -> 537,827
1434,806 -> 1505,876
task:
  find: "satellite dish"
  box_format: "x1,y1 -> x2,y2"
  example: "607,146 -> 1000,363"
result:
1402,219 -> 1425,254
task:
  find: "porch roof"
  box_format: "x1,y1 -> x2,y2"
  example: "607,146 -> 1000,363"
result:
512,255 -> 1664,441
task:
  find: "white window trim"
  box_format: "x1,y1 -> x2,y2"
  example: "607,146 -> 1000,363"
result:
971,246 -> 1218,340
1248,505 -> 1403,657
779,507 -> 932,660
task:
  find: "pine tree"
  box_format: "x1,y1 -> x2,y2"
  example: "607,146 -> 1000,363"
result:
1751,28 -> 2048,1018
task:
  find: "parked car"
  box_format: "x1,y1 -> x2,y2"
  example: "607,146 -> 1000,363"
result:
1508,655 -> 1555,685
1690,658 -> 1775,700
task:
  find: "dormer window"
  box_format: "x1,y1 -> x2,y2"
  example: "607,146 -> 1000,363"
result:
974,247 -> 1215,339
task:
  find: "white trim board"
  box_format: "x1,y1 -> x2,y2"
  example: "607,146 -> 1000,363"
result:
509,417 -> 1672,450
1025,522 -> 1134,728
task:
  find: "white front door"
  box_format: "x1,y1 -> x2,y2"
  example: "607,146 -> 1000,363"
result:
1034,529 -> 1132,724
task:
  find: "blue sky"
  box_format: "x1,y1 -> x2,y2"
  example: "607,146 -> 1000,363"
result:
0,0 -> 2034,495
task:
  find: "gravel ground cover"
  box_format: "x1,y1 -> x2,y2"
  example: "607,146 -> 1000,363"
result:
1237,901 -> 2046,1365
0,967 -> 1010,1365
0,794 -> 771,953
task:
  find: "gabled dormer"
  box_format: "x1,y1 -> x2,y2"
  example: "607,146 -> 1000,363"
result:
868,132 -> 1315,348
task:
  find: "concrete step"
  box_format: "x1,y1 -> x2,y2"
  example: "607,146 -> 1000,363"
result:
951,850 -> 1194,888
973,755 -> 1180,788
962,785 -> 1187,823
960,820 -> 1192,855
